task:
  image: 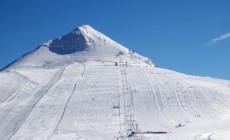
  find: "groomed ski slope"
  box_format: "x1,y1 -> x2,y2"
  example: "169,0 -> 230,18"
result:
0,25 -> 230,140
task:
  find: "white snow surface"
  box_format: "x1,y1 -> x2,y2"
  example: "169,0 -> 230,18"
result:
0,25 -> 230,140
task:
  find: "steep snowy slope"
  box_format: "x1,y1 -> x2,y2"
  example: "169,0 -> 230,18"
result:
0,25 -> 230,140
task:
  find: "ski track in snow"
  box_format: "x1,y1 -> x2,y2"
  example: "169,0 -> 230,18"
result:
47,63 -> 86,139
0,70 -> 39,107
196,127 -> 230,140
0,66 -> 66,140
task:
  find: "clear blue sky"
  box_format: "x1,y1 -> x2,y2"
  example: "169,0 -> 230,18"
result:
1,0 -> 230,79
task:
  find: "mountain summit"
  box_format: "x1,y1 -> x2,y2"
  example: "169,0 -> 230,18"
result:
48,25 -> 128,55
1,25 -> 230,140
7,25 -> 154,69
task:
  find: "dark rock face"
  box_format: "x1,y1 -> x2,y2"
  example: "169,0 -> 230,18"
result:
49,28 -> 88,55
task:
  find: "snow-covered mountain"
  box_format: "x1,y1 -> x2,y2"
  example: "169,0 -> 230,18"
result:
0,25 -> 230,140
7,25 -> 153,69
